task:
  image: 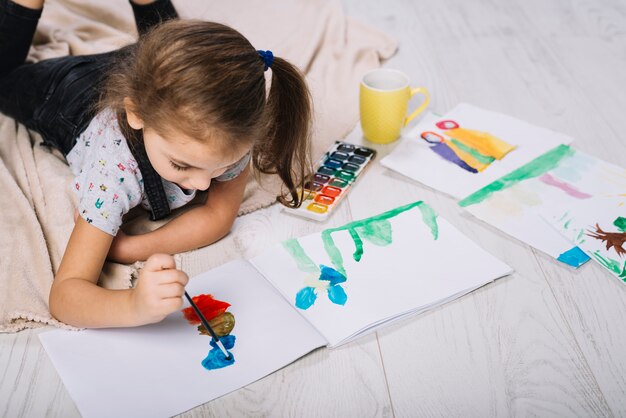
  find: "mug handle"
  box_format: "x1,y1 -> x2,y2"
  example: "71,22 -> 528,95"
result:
404,87 -> 430,127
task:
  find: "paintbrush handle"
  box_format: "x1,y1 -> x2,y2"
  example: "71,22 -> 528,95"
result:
184,291 -> 231,359
184,291 -> 221,343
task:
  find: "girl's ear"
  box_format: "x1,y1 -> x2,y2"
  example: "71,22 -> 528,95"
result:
123,97 -> 144,130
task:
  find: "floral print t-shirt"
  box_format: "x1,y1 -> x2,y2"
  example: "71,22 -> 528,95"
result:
66,109 -> 250,236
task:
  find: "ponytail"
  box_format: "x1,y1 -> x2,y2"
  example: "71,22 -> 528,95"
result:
252,56 -> 313,208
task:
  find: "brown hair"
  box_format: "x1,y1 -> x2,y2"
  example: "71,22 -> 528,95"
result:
98,19 -> 312,207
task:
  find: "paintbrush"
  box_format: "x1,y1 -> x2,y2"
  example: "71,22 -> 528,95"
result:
184,291 -> 231,359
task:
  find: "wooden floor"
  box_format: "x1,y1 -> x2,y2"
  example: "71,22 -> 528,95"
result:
2,0 -> 626,416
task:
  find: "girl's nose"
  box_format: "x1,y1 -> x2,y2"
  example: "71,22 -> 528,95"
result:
192,175 -> 211,191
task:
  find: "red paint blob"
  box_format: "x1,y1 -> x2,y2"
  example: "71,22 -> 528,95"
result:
435,120 -> 459,130
182,294 -> 231,324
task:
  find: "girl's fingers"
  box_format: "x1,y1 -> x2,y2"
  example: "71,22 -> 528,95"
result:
152,268 -> 189,286
144,253 -> 176,272
156,282 -> 186,299
161,297 -> 184,313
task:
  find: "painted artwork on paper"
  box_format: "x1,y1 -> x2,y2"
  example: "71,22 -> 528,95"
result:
282,200 -> 438,310
420,119 -> 516,173
543,195 -> 626,283
459,145 -> 626,269
380,103 -> 573,199
250,199 -> 512,347
182,294 -> 237,370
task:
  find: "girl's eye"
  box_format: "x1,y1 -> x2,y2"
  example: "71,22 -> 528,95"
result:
169,161 -> 189,171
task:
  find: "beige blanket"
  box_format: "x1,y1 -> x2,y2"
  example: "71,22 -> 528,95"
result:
0,0 -> 396,332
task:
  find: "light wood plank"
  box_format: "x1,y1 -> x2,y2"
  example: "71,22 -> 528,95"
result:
0,329 -> 80,418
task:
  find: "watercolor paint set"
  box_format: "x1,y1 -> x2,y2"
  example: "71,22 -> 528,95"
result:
284,141 -> 376,221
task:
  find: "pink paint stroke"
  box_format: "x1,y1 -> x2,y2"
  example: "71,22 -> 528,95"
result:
538,173 -> 592,199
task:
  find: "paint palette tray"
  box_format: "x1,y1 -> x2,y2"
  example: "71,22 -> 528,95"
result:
283,141 -> 376,221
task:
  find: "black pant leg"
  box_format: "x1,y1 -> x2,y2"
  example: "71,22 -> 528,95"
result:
0,0 -> 42,75
129,0 -> 178,36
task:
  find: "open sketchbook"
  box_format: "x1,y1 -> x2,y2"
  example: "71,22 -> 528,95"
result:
39,201 -> 512,418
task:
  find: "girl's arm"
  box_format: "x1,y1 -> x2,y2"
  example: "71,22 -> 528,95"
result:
108,166 -> 250,264
50,217 -> 188,328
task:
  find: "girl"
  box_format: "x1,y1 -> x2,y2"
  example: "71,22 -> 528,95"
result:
0,0 -> 312,327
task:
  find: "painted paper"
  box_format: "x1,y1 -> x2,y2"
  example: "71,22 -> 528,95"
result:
380,103 -> 573,199
543,195 -> 626,282
420,119 -> 516,173
38,201 -> 513,417
39,260 -> 326,418
251,200 -> 512,347
459,145 -> 626,268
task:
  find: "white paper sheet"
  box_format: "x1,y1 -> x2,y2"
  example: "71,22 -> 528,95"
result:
459,146 -> 626,267
380,103 -> 573,199
543,195 -> 626,282
250,201 -> 513,347
39,260 -> 326,418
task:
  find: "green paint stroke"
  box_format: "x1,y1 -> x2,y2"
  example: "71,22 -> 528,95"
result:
321,234 -> 347,276
349,228 -> 364,262
282,239 -> 319,274
450,139 -> 495,165
320,200 -> 439,275
357,219 -> 393,246
417,201 -> 439,240
459,144 -> 575,207
592,251 -> 626,281
614,217 -> 626,233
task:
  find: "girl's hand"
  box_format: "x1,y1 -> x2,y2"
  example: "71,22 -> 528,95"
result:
130,253 -> 189,325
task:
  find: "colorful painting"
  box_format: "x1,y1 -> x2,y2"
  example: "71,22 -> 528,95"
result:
380,103 -> 573,199
282,200 -> 438,310
251,200 -> 512,347
36,199 -> 515,418
39,260 -> 328,418
459,145 -> 626,268
420,119 -> 516,173
543,195 -> 626,282
182,294 -> 237,370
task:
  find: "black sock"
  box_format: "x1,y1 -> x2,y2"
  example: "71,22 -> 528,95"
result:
0,0 -> 43,75
129,0 -> 179,36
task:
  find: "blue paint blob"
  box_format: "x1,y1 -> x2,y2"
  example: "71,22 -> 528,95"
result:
202,334 -> 236,370
319,265 -> 347,285
210,334 -> 236,350
202,348 -> 235,370
557,246 -> 591,268
295,286 -> 317,309
327,284 -> 347,305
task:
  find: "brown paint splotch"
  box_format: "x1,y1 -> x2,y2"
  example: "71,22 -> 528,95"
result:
587,224 -> 626,257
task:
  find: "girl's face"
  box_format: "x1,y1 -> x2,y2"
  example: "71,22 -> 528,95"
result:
142,126 -> 250,191
125,101 -> 249,191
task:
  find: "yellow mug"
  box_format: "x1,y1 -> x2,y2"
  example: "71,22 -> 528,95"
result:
360,69 -> 430,144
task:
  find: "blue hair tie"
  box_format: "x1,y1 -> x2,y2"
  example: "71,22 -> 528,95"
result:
257,50 -> 274,71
